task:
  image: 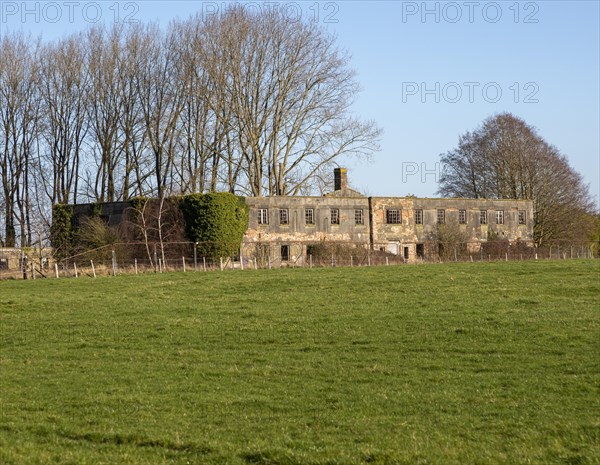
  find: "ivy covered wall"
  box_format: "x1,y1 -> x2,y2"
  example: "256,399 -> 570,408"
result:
180,193 -> 249,259
51,194 -> 249,260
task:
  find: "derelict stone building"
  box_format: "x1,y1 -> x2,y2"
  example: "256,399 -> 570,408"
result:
243,168 -> 534,263
66,167 -> 533,265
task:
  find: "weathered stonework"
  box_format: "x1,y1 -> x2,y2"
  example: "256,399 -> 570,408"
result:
243,195 -> 371,264
242,170 -> 534,264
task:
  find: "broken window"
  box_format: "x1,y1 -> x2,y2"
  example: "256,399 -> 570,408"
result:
355,209 -> 364,225
331,208 -> 340,225
480,210 -> 487,225
279,208 -> 289,225
518,210 -> 526,225
459,209 -> 466,224
414,209 -> 423,225
437,209 -> 445,224
305,208 -> 314,225
386,209 -> 402,224
258,208 -> 269,225
281,245 -> 290,261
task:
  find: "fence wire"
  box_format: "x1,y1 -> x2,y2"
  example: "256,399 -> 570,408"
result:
0,240 -> 598,280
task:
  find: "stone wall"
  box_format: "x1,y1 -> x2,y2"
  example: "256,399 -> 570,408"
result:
370,197 -> 534,261
243,195 -> 534,263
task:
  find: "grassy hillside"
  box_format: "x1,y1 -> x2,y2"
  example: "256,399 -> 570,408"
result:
0,260 -> 598,464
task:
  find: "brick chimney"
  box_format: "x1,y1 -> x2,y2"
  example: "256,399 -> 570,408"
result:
334,168 -> 347,191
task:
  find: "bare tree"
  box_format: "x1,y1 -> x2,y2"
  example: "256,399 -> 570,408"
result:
0,33 -> 41,247
2,8 -> 382,251
203,8 -> 381,196
118,25 -> 152,199
39,35 -> 89,206
125,198 -> 155,268
133,23 -> 186,199
85,25 -> 127,202
438,113 -> 596,245
124,197 -> 185,269
173,18 -> 215,194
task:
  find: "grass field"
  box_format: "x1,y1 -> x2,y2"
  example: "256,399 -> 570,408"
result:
0,260 -> 598,465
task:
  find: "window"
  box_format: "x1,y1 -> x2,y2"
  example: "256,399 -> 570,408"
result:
437,209 -> 445,224
414,209 -> 423,225
331,208 -> 340,225
258,208 -> 269,225
386,209 -> 402,224
518,210 -> 527,225
281,245 -> 290,261
480,210 -> 487,225
279,208 -> 289,225
355,209 -> 364,225
403,247 -> 409,260
458,209 -> 466,224
305,208 -> 314,225
496,210 -> 504,225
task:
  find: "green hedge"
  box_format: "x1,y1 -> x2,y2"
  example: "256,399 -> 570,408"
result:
180,193 -> 249,259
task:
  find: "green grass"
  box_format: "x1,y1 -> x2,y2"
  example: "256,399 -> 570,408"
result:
0,260 -> 599,465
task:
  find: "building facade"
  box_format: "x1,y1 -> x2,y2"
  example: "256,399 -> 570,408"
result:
243,168 -> 534,263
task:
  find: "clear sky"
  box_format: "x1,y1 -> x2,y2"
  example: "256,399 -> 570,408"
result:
2,0 -> 599,204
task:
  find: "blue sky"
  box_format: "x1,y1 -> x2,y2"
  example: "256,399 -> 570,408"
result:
2,1 -> 599,204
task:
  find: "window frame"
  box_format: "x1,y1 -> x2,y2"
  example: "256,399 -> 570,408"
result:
414,209 -> 423,225
458,209 -> 467,224
258,208 -> 269,225
386,209 -> 402,224
330,208 -> 340,225
355,209 -> 364,225
480,210 -> 487,225
305,208 -> 315,225
437,209 -> 445,225
496,210 -> 504,225
279,208 -> 289,225
518,210 -> 527,225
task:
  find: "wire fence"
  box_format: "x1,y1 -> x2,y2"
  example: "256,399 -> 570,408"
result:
1,240 -> 598,280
